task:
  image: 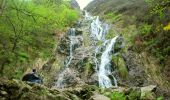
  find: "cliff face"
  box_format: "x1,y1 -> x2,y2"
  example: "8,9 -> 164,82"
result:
70,0 -> 80,10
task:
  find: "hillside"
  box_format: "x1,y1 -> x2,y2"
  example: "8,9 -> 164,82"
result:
0,0 -> 170,99
85,0 -> 170,99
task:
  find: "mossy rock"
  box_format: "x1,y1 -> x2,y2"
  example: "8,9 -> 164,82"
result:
0,78 -> 71,100
126,87 -> 141,100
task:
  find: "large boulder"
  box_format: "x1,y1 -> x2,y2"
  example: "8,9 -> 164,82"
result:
140,85 -> 157,100
53,68 -> 85,88
91,92 -> 110,100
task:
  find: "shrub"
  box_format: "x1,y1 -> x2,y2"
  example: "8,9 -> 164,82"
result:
110,92 -> 126,100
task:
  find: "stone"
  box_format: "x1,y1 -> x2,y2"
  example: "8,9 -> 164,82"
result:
140,85 -> 157,100
91,92 -> 110,100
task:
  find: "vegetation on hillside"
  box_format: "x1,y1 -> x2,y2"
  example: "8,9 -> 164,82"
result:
85,0 -> 170,98
86,0 -> 170,73
0,0 -> 79,78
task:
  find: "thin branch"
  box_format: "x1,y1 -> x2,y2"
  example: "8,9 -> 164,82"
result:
0,0 -> 6,16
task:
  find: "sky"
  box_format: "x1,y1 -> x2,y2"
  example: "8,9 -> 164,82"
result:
76,0 -> 93,10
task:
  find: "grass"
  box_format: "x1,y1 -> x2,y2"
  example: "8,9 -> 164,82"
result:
112,54 -> 128,79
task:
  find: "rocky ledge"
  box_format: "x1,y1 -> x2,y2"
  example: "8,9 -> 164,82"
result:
0,78 -> 157,100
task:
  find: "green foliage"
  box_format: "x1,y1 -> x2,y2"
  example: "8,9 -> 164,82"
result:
0,0 -> 79,78
110,92 -> 126,100
156,96 -> 164,100
97,41 -> 103,46
106,29 -> 117,39
104,12 -> 122,23
112,54 -> 128,79
127,89 -> 141,100
139,24 -> 152,36
84,59 -> 93,76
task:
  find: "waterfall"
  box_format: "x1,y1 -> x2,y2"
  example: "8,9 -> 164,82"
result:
91,16 -> 103,40
98,36 -> 118,88
65,28 -> 75,68
85,10 -> 93,20
55,28 -> 76,88
54,11 -> 122,89
55,70 -> 65,88
87,11 -> 119,88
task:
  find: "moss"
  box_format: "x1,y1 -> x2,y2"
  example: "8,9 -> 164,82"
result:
127,88 -> 141,100
112,54 -> 128,79
156,96 -> 164,100
110,92 -> 126,100
106,29 -> 117,39
83,59 -> 94,77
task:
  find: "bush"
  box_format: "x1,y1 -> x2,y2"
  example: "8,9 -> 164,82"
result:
110,92 -> 126,100
0,0 -> 79,78
103,12 -> 122,23
139,24 -> 152,36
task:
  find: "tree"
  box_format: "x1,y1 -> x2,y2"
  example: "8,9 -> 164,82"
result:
0,0 -> 79,78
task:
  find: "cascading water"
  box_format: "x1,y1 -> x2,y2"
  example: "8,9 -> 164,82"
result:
55,28 -> 76,88
65,28 -> 75,68
86,11 -> 119,88
98,36 -> 119,88
91,16 -> 105,41
85,11 -> 93,20
54,11 -> 122,89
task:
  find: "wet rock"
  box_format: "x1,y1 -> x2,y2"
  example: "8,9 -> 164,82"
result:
57,36 -> 70,55
87,73 -> 98,85
54,68 -> 85,88
75,28 -> 83,35
57,35 -> 83,56
114,35 -> 124,53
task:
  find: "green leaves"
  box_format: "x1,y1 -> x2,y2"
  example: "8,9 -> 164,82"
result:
0,0 -> 79,77
110,92 -> 126,100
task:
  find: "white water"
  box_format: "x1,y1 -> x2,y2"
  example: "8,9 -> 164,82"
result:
55,28 -> 76,88
86,11 -> 119,88
55,69 -> 65,88
55,12 -> 121,89
85,11 -> 93,20
98,36 -> 118,88
65,28 -> 75,68
91,16 -> 102,40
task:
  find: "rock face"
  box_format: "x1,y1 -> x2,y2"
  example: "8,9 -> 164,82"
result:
0,78 -> 158,100
70,0 -> 80,9
122,50 -> 149,87
54,12 -> 151,90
